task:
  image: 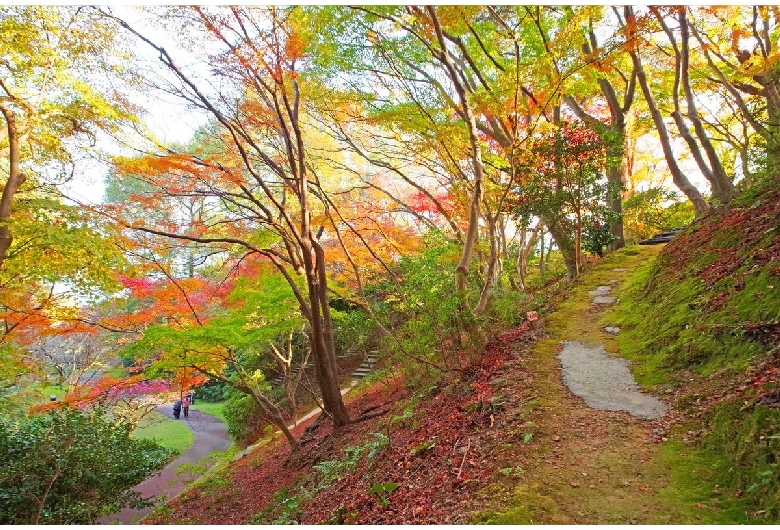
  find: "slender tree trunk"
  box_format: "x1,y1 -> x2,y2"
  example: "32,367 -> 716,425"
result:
574,208 -> 583,275
426,7 -> 484,294
475,213 -> 499,315
543,215 -> 577,279
767,96 -> 780,178
314,241 -> 351,426
657,7 -> 738,205
679,12 -> 737,203
0,103 -> 27,269
253,392 -> 298,449
625,7 -> 709,216
515,222 -> 540,291
605,139 -> 626,250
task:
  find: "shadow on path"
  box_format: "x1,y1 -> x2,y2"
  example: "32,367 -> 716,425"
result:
100,405 -> 231,524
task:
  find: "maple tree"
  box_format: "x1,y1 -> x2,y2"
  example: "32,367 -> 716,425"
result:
103,5 -> 360,431
512,121 -> 612,275
687,6 -> 780,183
0,6 -> 134,268
562,7 -> 636,250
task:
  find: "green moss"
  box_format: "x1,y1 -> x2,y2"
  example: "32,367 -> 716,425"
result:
610,198 -> 780,522
652,439 -> 751,523
473,483 -> 566,524
701,401 -> 780,521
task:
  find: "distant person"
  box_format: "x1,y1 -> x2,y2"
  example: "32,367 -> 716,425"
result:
182,395 -> 191,418
173,399 -> 182,419
188,391 -> 194,405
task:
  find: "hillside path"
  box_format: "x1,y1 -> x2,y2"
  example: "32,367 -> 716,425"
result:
100,405 -> 231,524
557,277 -> 666,420
477,245 -> 712,524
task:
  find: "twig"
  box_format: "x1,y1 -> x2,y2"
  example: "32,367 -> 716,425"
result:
457,439 -> 471,479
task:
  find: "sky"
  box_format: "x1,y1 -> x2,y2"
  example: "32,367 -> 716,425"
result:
63,6 -> 210,206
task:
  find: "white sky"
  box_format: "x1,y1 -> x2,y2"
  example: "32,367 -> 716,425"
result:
64,6 -> 210,206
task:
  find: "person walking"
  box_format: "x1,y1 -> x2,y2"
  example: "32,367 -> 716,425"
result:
182,394 -> 191,418
173,399 -> 182,419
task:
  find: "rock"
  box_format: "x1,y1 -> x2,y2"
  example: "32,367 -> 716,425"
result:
604,326 -> 620,334
592,296 -> 616,304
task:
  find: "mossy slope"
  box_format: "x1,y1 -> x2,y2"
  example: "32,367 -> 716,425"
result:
615,186 -> 780,521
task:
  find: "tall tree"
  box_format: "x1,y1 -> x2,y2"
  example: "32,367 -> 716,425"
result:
106,6 -> 354,429
564,7 -> 636,249
0,6 -> 133,269
651,6 -> 739,205
688,6 -> 780,181
621,6 -> 710,216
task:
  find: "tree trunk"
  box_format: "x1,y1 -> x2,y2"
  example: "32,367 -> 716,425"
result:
0,103 -> 27,269
253,392 -> 298,450
767,94 -> 780,178
426,7 -> 484,294
542,214 -> 577,279
657,7 -> 738,206
313,240 -> 351,427
625,7 -> 709,216
575,209 -> 583,275
475,212 -> 499,315
515,222 -> 540,291
605,139 -> 626,250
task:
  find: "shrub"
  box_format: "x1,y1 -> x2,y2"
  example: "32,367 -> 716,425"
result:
0,408 -> 171,524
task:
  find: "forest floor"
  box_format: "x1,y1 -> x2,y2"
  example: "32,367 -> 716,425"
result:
144,244 -> 747,525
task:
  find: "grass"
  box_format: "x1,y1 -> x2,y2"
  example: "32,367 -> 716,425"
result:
132,411 -> 195,454
193,401 -> 227,422
39,383 -> 67,401
102,365 -> 127,378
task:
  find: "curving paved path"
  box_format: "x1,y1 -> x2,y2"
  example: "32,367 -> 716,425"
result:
100,404 -> 231,524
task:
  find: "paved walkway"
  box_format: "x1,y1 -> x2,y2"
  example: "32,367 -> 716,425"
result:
100,405 -> 231,524
557,276 -> 666,420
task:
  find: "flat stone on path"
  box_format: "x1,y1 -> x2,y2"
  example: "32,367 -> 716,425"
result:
611,268 -> 629,272
588,286 -> 612,297
558,340 -> 666,420
592,295 -> 616,305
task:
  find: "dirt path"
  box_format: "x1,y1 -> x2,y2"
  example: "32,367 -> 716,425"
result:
476,246 -> 720,524
100,405 -> 232,524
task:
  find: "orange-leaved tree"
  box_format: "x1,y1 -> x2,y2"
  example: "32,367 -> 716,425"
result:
103,5 -> 357,431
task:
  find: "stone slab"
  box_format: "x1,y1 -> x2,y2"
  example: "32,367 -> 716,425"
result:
558,340 -> 666,420
592,296 -> 615,304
